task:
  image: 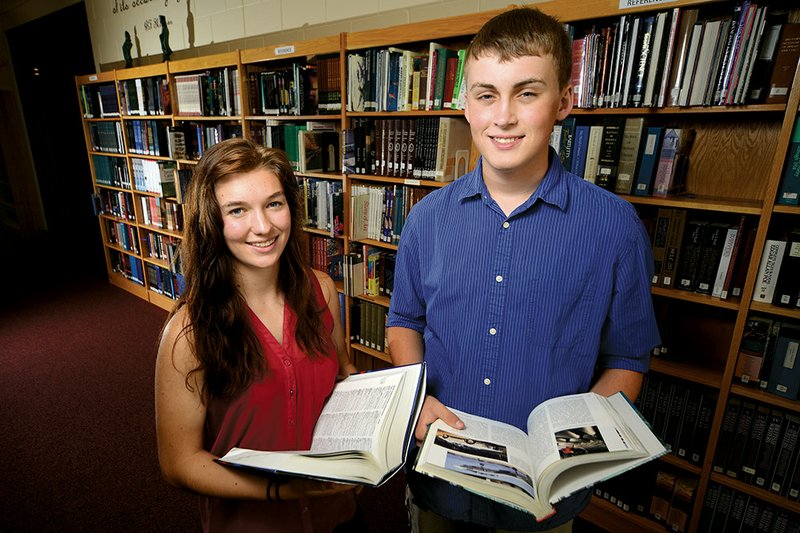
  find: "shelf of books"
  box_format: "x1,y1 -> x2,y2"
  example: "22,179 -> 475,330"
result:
239,35 -> 348,343
549,0 -> 800,530
77,70 -> 148,301
75,0 -> 800,529
340,12 -> 495,370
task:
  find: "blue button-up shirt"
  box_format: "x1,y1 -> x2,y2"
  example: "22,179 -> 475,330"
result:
389,150 -> 660,529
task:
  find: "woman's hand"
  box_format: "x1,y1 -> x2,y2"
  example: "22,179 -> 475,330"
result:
275,478 -> 362,500
337,363 -> 359,381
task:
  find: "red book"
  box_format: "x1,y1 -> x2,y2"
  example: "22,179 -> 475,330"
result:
442,56 -> 459,109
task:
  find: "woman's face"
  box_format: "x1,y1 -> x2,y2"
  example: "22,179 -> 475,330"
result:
214,167 -> 292,275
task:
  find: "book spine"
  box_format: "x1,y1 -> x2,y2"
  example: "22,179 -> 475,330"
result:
755,409 -> 785,488
711,225 -> 739,298
614,117 -> 645,194
774,231 -> 800,307
652,128 -> 681,197
740,404 -> 770,483
712,397 -> 741,474
594,118 -> 624,191
570,125 -> 589,177
725,400 -> 756,479
651,208 -> 672,285
633,127 -> 664,195
770,414 -> 800,495
694,222 -> 729,295
660,208 -> 687,288
753,240 -> 787,303
675,219 -> 708,291
747,22 -> 782,103
766,325 -> 800,401
630,16 -> 655,107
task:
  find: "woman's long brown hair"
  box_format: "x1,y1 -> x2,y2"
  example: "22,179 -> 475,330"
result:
171,138 -> 329,401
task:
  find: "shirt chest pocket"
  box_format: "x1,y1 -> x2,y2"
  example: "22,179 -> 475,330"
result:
526,278 -> 596,350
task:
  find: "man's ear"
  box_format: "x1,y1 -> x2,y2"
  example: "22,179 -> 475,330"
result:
557,85 -> 574,121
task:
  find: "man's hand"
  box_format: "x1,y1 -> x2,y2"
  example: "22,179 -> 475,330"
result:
415,395 -> 464,443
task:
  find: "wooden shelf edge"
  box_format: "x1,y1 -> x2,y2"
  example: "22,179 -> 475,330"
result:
142,255 -> 170,269
239,34 -> 340,64
348,173 -> 450,188
137,223 -> 183,239
75,71 -> 116,84
730,384 -> 800,414
122,114 -> 172,120
650,357 -> 723,389
355,293 -> 391,308
709,472 -> 800,515
115,62 -> 168,80
108,272 -> 147,299
172,115 -> 242,122
773,204 -> 800,215
244,114 -> 341,121
660,453 -> 704,476
149,290 -> 178,312
580,497 -> 665,533
351,238 -> 399,251
748,301 -> 800,321
167,51 -> 240,73
302,226 -> 343,238
624,194 -> 763,215
572,103 -> 786,115
350,343 -> 392,363
651,286 -> 741,311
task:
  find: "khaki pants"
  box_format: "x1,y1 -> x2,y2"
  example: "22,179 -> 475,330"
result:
407,487 -> 573,533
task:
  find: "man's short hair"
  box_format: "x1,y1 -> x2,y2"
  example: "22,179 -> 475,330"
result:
467,7 -> 572,89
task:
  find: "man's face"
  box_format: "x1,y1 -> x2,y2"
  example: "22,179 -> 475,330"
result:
463,53 -> 572,182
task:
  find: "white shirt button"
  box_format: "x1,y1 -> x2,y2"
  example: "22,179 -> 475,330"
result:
489,327 -> 497,335
495,275 -> 503,283
484,378 -> 491,385
502,221 -> 510,229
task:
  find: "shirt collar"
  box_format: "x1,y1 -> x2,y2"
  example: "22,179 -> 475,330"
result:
457,147 -> 569,213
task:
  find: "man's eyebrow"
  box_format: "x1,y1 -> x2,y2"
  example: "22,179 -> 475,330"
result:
469,77 -> 547,91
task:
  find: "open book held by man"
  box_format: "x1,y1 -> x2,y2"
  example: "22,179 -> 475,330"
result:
413,391 -> 668,521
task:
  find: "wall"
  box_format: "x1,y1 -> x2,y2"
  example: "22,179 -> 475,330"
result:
0,0 -> 523,234
84,0 -> 521,71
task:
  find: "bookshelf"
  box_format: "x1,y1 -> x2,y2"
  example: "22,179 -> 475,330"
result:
75,1 -> 800,530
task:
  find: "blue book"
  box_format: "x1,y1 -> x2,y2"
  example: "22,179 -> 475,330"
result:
778,116 -> 800,206
766,323 -> 800,400
130,256 -> 144,285
571,125 -> 590,177
633,126 -> 665,196
386,51 -> 401,112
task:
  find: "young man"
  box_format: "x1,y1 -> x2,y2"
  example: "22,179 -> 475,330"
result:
387,7 -> 660,532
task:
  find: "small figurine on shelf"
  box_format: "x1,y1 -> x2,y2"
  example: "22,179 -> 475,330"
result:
159,15 -> 172,62
122,31 -> 133,68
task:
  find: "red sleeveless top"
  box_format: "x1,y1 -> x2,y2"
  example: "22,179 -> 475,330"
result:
200,273 -> 356,532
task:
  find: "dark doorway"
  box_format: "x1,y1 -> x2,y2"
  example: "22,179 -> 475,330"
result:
5,2 -> 105,280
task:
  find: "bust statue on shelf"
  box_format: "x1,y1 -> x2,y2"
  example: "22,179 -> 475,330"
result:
122,31 -> 133,68
159,15 -> 172,62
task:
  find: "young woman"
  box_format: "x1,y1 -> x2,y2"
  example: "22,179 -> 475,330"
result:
155,138 -> 361,532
